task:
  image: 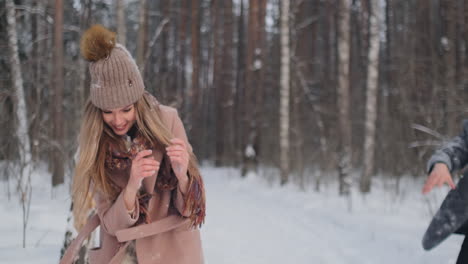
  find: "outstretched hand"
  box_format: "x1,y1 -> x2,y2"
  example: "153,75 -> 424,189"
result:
422,163 -> 456,194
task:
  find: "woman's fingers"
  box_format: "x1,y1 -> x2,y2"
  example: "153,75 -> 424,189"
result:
142,171 -> 156,177
167,150 -> 184,157
166,146 -> 185,153
169,138 -> 186,148
142,164 -> 158,171
131,150 -> 160,181
134,149 -> 153,161
171,156 -> 182,164
141,159 -> 159,166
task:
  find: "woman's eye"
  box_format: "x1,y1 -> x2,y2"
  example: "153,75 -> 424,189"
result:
103,111 -> 112,114
123,108 -> 132,112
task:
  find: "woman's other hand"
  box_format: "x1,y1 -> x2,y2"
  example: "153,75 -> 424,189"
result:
166,138 -> 189,184
127,149 -> 160,192
124,149 -> 159,212
422,163 -> 456,194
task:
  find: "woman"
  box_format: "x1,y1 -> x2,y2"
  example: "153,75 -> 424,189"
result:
71,25 -> 205,264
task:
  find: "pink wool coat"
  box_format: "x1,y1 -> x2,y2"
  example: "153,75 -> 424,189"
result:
88,105 -> 204,264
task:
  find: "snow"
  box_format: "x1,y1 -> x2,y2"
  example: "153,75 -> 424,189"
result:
245,144 -> 256,158
0,165 -> 464,264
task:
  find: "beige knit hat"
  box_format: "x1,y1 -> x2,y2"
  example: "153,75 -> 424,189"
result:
80,25 -> 145,110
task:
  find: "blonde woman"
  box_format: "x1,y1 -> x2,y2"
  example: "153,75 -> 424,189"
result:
69,25 -> 205,264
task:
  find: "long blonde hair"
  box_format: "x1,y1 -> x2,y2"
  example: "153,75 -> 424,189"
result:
72,93 -> 203,230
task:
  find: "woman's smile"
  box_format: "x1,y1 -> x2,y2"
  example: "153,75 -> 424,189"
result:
101,105 -> 137,136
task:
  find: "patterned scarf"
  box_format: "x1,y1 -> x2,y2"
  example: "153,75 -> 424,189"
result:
105,129 -> 206,227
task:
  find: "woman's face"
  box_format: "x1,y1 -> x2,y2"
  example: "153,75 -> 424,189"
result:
101,104 -> 137,136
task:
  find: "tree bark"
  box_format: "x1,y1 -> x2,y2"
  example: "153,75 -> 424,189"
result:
360,0 -> 381,193
6,0 -> 33,247
234,0 -> 246,166
78,0 -> 92,109
190,0 -> 201,153
30,0 -> 43,163
242,0 -> 267,177
116,0 -> 126,45
52,0 -> 64,186
337,0 -> 352,196
177,0 -> 188,109
222,0 -> 235,166
440,0 -> 457,135
212,0 -> 223,166
136,0 -> 148,71
211,0 -> 235,166
279,0 -> 290,185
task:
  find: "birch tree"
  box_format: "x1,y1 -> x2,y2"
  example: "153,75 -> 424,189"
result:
337,0 -> 352,196
6,0 -> 33,247
360,0 -> 382,193
279,0 -> 290,185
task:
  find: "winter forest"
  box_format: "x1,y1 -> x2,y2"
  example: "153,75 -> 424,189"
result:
2,0 -> 468,263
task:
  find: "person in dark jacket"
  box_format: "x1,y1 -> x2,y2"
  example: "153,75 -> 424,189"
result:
423,120 -> 468,264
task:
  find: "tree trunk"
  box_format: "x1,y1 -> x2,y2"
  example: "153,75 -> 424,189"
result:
337,0 -> 352,196
116,0 -> 126,45
234,0 -> 246,166
464,0 -> 468,104
440,0 -> 457,135
30,0 -> 43,163
212,0 -> 223,166
220,0 -> 235,166
190,0 -> 201,153
136,0 -> 148,71
6,0 -> 33,247
212,0 -> 235,166
78,0 -> 92,109
279,0 -> 290,185
52,0 -> 64,186
178,0 -> 188,109
242,0 -> 267,177
360,0 -> 381,193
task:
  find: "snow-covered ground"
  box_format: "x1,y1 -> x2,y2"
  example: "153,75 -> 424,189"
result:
0,165 -> 463,264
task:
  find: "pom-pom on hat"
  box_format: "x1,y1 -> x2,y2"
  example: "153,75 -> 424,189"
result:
80,25 -> 145,110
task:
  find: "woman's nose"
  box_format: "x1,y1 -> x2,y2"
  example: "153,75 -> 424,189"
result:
114,114 -> 124,125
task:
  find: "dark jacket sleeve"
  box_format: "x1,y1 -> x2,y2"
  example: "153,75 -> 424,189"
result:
427,120 -> 468,174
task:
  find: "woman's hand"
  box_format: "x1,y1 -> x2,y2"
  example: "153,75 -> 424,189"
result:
124,149 -> 159,212
422,163 -> 456,194
166,138 -> 189,184
127,149 -> 160,192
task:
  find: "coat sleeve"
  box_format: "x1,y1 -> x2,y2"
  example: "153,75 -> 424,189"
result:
170,109 -> 192,217
94,188 -> 140,236
427,120 -> 468,174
